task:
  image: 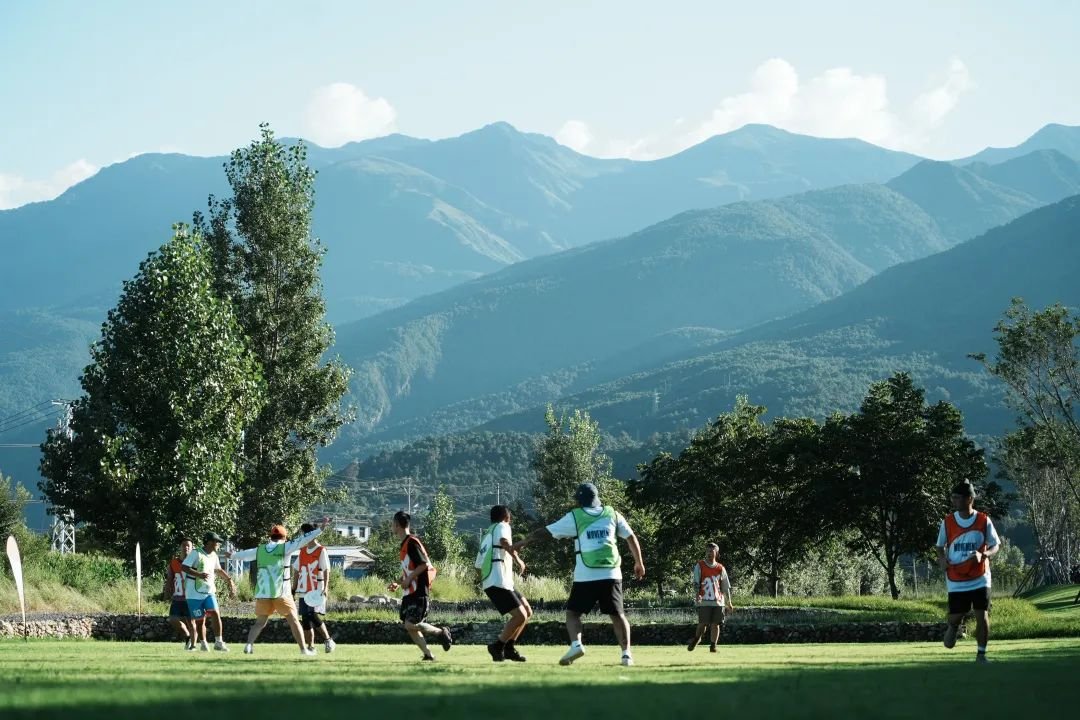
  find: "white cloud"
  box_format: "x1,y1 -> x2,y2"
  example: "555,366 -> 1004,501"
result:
303,82 -> 397,147
0,159 -> 99,210
557,58 -> 972,159
556,120 -> 593,153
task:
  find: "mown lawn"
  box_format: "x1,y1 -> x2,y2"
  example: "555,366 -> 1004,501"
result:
0,638 -> 1077,719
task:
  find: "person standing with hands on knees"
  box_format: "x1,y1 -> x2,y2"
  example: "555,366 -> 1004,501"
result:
512,482 -> 645,667
936,480 -> 1000,663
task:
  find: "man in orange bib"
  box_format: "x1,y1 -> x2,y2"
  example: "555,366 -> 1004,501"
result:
687,542 -> 733,652
935,480 -> 1000,663
388,511 -> 452,661
164,536 -> 196,650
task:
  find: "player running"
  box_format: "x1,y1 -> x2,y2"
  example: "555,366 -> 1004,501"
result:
475,504 -> 532,662
513,482 -> 646,667
387,511 -> 453,661
936,480 -> 1000,663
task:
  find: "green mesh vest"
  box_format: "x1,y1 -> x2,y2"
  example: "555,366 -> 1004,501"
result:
572,506 -> 620,569
255,543 -> 287,599
478,523 -> 501,581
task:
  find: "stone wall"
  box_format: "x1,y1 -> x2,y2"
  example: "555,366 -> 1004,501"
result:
0,615 -> 956,645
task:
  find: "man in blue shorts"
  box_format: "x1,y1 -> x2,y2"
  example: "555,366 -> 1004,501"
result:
182,531 -> 237,651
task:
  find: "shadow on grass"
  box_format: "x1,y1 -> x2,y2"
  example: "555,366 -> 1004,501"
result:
3,645 -> 1079,720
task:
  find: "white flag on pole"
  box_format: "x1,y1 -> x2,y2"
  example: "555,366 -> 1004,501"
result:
135,541 -> 142,617
5,535 -> 27,640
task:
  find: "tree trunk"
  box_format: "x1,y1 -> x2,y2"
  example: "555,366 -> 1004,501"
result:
887,557 -> 901,599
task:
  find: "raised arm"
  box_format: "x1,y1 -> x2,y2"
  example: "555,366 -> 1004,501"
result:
511,527 -> 552,553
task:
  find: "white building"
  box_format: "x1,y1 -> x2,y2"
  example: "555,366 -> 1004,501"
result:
332,518 -> 372,542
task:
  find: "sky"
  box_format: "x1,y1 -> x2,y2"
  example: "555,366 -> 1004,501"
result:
1,0 -> 1079,209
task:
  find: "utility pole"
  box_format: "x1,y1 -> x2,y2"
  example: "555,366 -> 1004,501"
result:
50,400 -> 75,554
496,481 -> 501,506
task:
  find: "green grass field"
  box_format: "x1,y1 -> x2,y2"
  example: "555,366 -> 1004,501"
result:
1,639 -> 1078,719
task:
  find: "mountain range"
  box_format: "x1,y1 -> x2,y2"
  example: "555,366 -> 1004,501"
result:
2,121 -> 1080,508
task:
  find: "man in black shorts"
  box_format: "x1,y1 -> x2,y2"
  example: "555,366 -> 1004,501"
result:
387,511 -> 452,661
935,480 -> 1000,663
513,483 -> 645,667
475,505 -> 532,661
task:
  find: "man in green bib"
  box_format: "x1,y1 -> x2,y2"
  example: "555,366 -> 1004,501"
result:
225,517 -> 329,656
513,482 -> 645,667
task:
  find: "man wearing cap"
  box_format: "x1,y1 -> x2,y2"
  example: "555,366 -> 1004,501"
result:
513,482 -> 645,667
182,532 -> 238,651
225,518 -> 330,656
935,480 -> 1000,663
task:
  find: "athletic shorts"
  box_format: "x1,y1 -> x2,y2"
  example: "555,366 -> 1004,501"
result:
696,606 -> 726,624
186,595 -> 219,619
298,598 -> 326,630
400,593 -> 429,624
255,596 -> 298,618
485,586 -> 526,615
566,579 -> 624,616
168,599 -> 189,618
948,587 -> 991,614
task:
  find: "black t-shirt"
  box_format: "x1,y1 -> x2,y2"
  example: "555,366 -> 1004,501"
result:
402,536 -> 430,597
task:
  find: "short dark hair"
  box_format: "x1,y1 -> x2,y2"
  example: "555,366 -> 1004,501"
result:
490,505 -> 510,523
951,481 -> 976,498
393,511 -> 411,529
300,522 -> 316,534
179,536 -> 193,545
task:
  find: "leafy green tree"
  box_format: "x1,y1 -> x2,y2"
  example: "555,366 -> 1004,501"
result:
1,470 -> 31,539
39,227 -> 264,565
834,372 -> 993,599
421,485 -> 464,563
196,124 -> 352,546
530,406 -> 624,577
633,398 -> 840,597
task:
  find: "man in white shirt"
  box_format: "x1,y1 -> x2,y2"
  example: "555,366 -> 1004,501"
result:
181,532 -> 238,651
935,480 -> 1000,663
475,504 -> 531,662
513,482 -> 645,667
687,542 -> 733,653
224,518 -> 329,656
291,521 -> 335,653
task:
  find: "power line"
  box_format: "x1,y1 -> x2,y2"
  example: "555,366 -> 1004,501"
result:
0,400 -> 54,429
0,410 -> 60,436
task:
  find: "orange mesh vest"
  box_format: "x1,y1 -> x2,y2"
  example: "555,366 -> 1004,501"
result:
168,558 -> 185,599
697,560 -> 726,603
296,545 -> 325,594
944,512 -> 989,582
399,536 -> 437,593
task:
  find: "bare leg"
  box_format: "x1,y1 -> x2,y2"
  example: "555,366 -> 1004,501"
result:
404,621 -> 433,657
208,612 -> 223,642
499,607 -> 526,643
611,612 -> 631,652
168,617 -> 190,641
317,623 -> 331,641
246,615 -> 270,644
975,610 -> 990,649
709,622 -> 721,645
510,600 -> 533,641
566,610 -> 584,644
193,616 -> 207,643
284,613 -> 306,650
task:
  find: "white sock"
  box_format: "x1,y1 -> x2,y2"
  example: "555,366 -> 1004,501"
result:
977,645 -> 987,653
571,640 -> 583,649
